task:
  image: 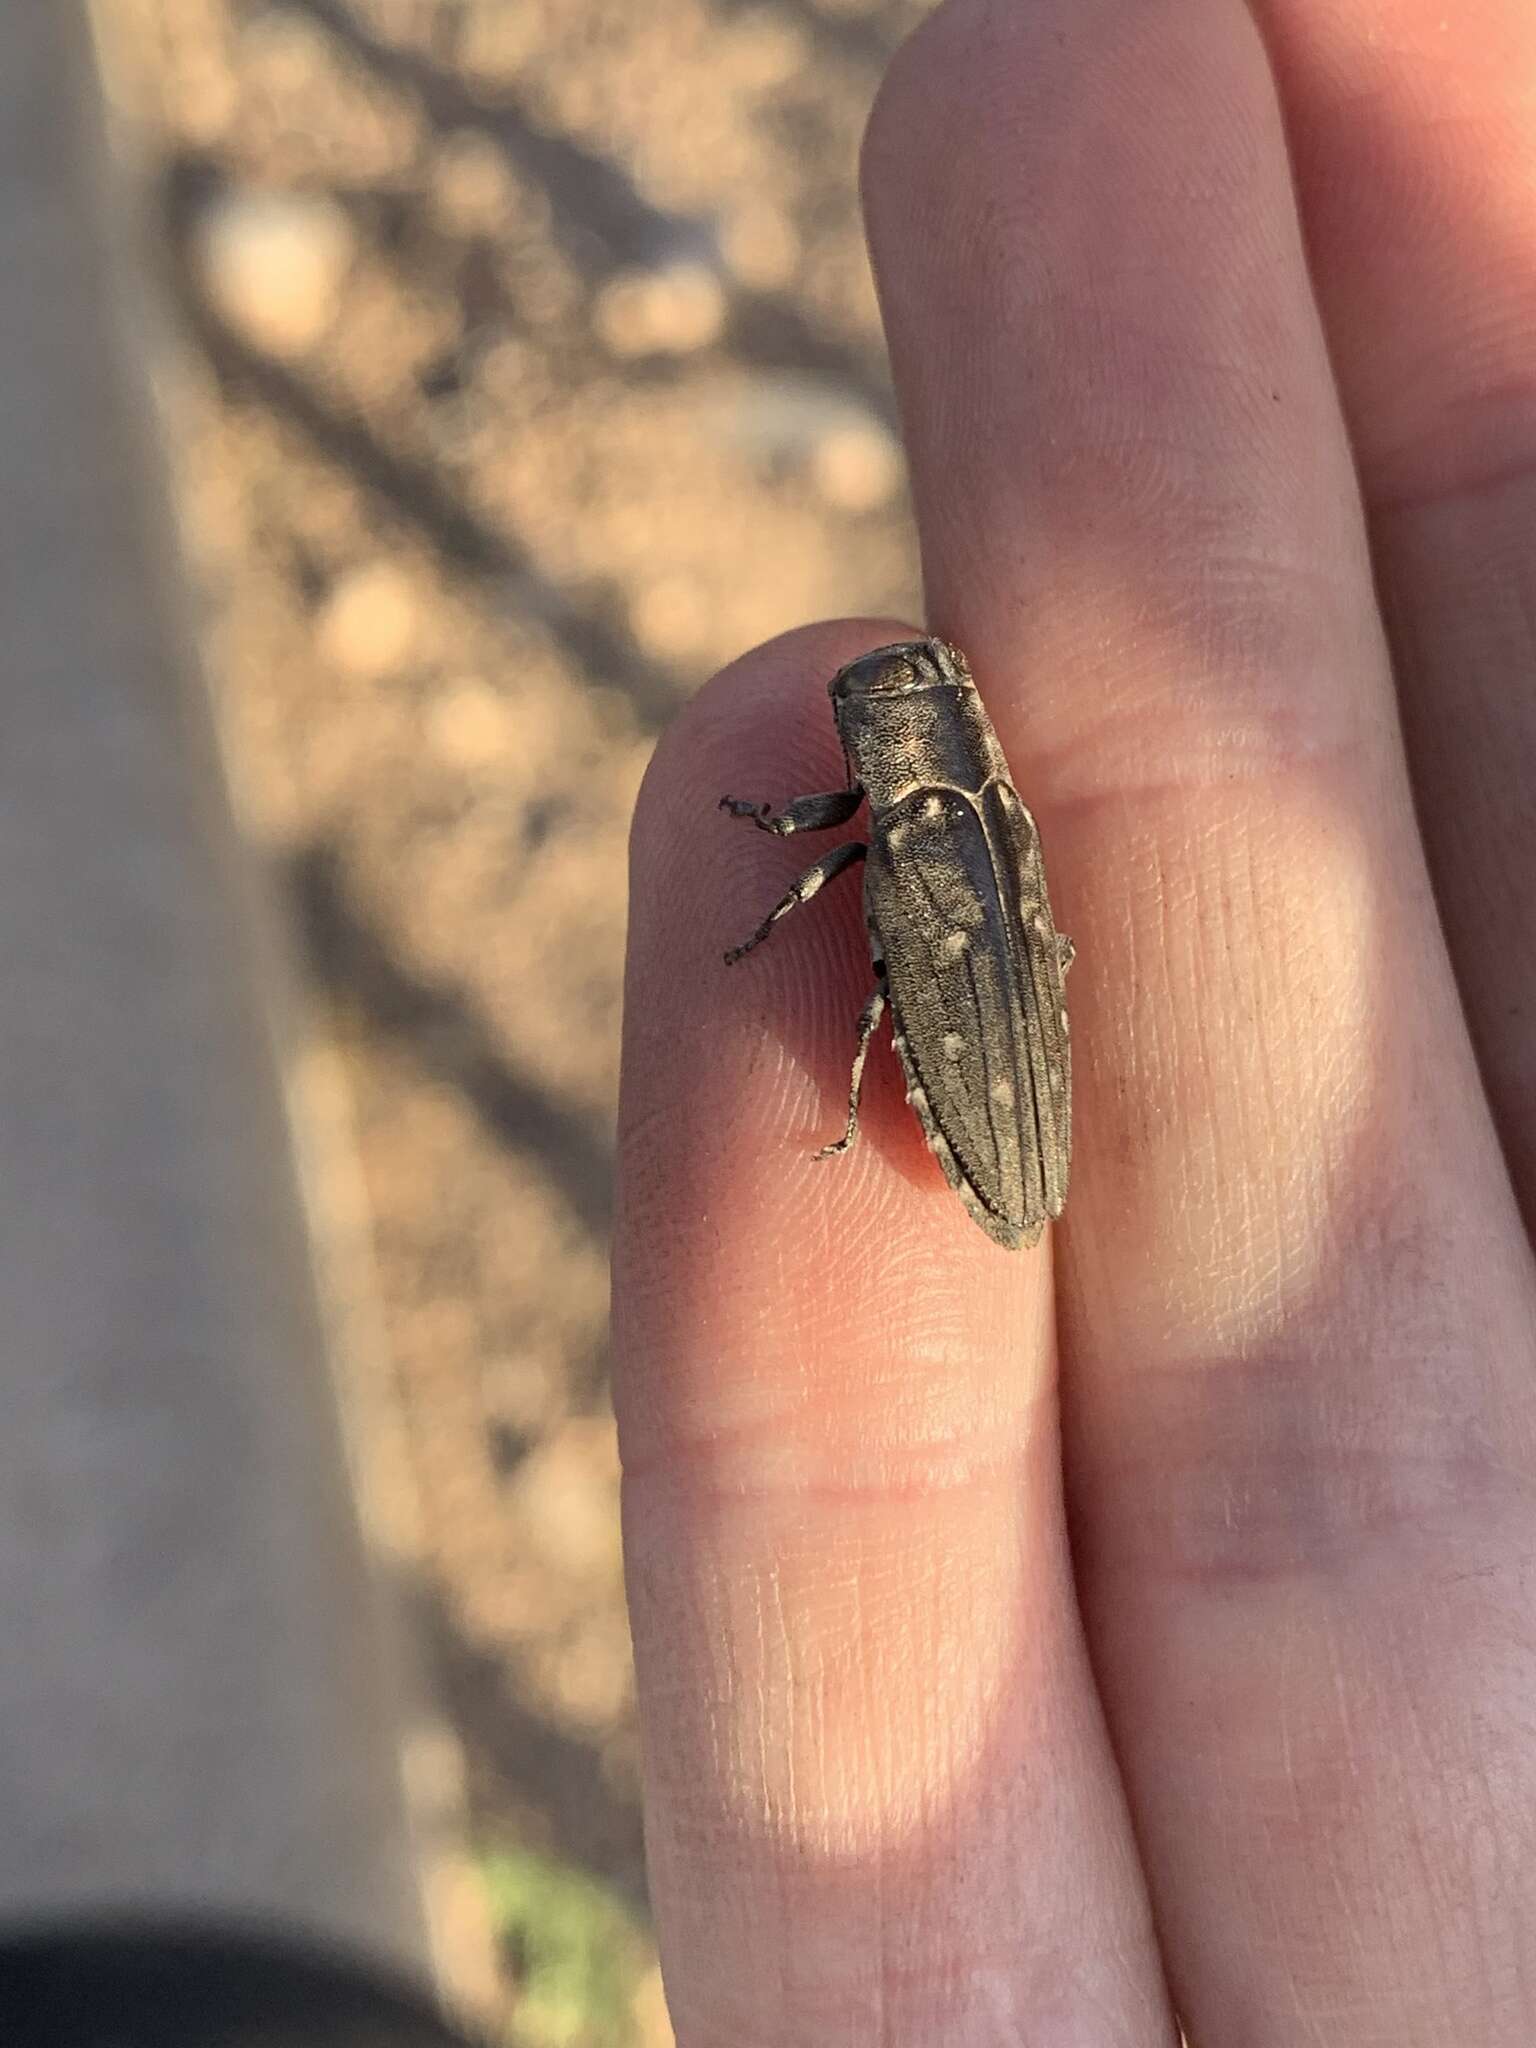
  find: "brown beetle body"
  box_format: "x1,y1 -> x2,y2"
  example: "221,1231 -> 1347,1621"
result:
722,639 -> 1072,1249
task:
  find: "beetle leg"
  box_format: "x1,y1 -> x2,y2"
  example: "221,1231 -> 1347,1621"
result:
719,786 -> 864,836
815,976 -> 887,1159
723,840 -> 866,965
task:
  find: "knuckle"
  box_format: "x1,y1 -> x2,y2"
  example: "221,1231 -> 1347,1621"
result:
1025,552 -> 1382,811
1125,1440 -> 1536,1593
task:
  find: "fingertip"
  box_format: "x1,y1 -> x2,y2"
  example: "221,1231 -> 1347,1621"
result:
628,618 -> 913,880
859,0 -> 995,214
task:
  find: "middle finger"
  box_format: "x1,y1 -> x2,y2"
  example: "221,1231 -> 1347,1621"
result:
864,0 -> 1536,2040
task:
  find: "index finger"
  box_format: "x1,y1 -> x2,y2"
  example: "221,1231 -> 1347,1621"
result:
614,622 -> 1172,2042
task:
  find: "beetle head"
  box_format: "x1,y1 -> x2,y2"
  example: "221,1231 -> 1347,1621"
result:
827,638 -> 970,702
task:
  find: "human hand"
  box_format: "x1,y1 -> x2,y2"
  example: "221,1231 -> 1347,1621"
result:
613,0 -> 1536,2040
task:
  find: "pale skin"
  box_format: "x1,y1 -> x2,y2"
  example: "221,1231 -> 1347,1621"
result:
612,0 -> 1536,2039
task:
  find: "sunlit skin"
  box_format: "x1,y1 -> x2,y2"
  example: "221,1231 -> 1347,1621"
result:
614,0 -> 1536,2041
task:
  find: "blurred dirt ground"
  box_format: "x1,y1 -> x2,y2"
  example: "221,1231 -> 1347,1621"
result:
89,0 -> 924,2037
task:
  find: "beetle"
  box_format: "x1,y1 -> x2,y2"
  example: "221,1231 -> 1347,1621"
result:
720,637 -> 1072,1249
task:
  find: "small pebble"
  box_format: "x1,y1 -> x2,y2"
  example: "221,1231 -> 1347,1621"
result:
237,7 -> 330,88
630,574 -> 709,659
811,419 -> 904,511
431,132 -> 516,236
723,200 -> 800,289
196,187 -> 355,358
727,8 -> 809,87
428,680 -> 516,767
595,262 -> 726,357
506,1420 -> 621,1583
316,561 -> 419,679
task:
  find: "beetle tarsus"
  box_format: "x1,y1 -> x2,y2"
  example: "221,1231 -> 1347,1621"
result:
720,788 -> 864,837
815,980 -> 887,1158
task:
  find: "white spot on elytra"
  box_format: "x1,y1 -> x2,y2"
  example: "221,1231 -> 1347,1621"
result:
923,795 -> 944,819
1059,1008 -> 1070,1036
944,930 -> 969,956
990,1080 -> 1014,1108
942,1032 -> 965,1060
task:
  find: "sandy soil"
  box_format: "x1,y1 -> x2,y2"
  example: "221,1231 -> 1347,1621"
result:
90,1 -> 924,2036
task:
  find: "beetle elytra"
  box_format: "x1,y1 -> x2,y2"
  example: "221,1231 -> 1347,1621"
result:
721,638 -> 1072,1249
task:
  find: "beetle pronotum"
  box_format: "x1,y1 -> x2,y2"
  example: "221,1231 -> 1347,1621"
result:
721,638 -> 1072,1249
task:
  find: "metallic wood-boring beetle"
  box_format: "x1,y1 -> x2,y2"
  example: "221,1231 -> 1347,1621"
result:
721,638 -> 1072,1249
